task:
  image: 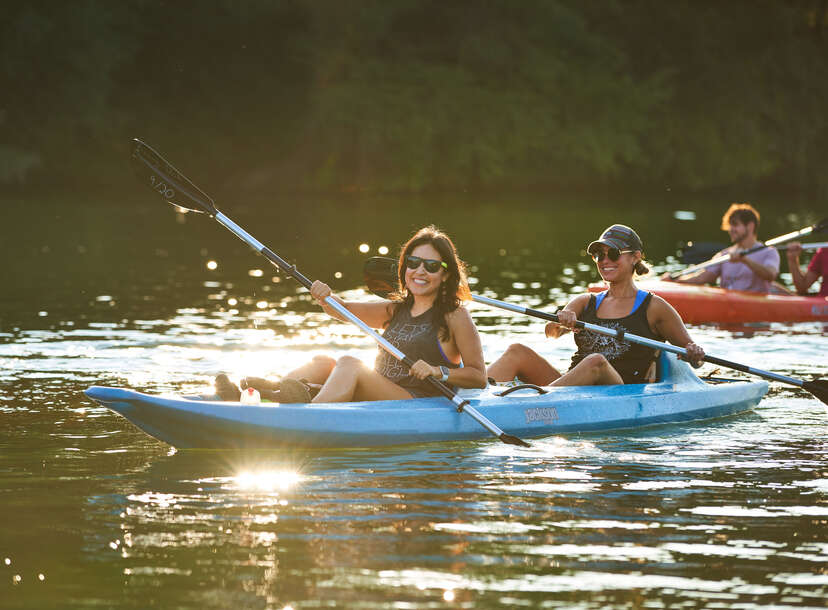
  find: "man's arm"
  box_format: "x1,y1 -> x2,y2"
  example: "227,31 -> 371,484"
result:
786,243 -> 819,294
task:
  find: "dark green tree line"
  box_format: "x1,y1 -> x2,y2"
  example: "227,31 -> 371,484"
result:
1,0 -> 826,194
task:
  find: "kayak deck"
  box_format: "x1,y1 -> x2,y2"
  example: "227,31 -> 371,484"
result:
590,280 -> 828,324
84,354 -> 768,449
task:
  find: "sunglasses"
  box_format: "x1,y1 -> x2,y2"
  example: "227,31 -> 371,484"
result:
588,247 -> 634,262
405,255 -> 448,273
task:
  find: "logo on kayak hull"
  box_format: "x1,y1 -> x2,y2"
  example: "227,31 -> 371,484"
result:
525,407 -> 559,425
811,304 -> 828,317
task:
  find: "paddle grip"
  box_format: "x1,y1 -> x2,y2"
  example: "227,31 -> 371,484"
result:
701,354 -> 801,386
702,355 -> 749,373
261,246 -> 313,290
525,308 -> 560,322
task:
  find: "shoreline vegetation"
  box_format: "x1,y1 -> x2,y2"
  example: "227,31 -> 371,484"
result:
2,1 -> 827,196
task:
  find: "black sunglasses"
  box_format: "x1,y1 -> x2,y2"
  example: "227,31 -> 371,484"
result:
588,247 -> 634,262
405,255 -> 448,273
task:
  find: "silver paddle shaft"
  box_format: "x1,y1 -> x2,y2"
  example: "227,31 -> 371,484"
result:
472,294 -> 805,388
673,224 -> 824,279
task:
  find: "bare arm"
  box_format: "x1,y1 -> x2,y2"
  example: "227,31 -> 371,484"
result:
648,296 -> 704,365
309,280 -> 393,328
544,293 -> 591,338
409,306 -> 487,389
665,249 -> 728,285
443,307 -> 487,388
785,243 -> 819,295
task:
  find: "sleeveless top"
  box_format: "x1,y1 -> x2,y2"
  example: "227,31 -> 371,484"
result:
374,303 -> 460,398
570,290 -> 662,384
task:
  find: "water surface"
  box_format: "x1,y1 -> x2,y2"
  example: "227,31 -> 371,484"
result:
1,194 -> 825,608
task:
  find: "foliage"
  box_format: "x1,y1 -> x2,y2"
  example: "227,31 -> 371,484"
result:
1,0 -> 826,194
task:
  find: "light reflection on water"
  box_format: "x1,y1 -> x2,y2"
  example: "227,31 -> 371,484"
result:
76,417 -> 826,608
234,469 -> 305,492
2,385 -> 827,608
1,197 -> 826,608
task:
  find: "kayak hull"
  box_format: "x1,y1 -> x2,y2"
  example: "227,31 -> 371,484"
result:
590,280 -> 828,324
84,354 -> 768,449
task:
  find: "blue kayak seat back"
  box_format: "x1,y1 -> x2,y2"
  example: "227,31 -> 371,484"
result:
655,350 -> 665,382
657,351 -> 706,387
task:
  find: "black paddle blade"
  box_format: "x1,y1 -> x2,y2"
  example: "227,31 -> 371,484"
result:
363,256 -> 399,298
365,277 -> 394,299
131,139 -> 218,216
802,378 -> 828,405
815,218 -> 828,233
500,433 -> 531,448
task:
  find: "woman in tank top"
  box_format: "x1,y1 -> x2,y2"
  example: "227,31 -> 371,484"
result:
225,226 -> 487,403
487,225 -> 705,386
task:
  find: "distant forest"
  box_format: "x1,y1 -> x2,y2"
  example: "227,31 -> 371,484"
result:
2,0 -> 827,195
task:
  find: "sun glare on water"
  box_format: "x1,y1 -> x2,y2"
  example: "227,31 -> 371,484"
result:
235,469 -> 303,492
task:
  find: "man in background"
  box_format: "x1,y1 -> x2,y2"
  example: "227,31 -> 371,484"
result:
668,203 -> 779,293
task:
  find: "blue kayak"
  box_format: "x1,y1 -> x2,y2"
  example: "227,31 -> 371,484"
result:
84,354 -> 767,449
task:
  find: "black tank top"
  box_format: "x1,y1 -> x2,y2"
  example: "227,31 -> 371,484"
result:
374,303 -> 459,398
570,290 -> 662,384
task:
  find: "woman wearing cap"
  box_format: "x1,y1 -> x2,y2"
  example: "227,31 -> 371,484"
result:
487,225 -> 705,386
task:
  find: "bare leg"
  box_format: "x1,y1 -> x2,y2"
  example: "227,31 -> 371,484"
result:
284,355 -> 336,385
486,343 -> 562,385
550,353 -> 623,387
312,355 -> 413,403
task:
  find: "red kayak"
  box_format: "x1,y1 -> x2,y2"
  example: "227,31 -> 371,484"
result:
589,280 -> 828,324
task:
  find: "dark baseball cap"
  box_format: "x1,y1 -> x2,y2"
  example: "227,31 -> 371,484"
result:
587,224 -> 644,253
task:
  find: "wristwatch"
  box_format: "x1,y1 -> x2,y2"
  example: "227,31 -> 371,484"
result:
439,366 -> 450,382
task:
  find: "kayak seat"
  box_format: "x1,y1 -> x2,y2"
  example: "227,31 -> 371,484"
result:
653,349 -> 688,383
654,350 -> 665,383
652,350 -> 706,387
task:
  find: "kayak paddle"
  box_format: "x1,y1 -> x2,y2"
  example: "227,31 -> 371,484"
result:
129,139 -> 530,448
777,241 -> 828,251
669,218 -> 828,280
364,256 -> 828,405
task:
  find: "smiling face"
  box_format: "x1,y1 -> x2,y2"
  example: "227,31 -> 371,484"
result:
591,245 -> 638,282
404,243 -> 446,297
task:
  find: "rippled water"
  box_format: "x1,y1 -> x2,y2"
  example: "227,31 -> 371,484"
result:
1,195 -> 826,608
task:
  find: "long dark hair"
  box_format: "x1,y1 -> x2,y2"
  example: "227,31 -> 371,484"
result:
390,225 -> 471,340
